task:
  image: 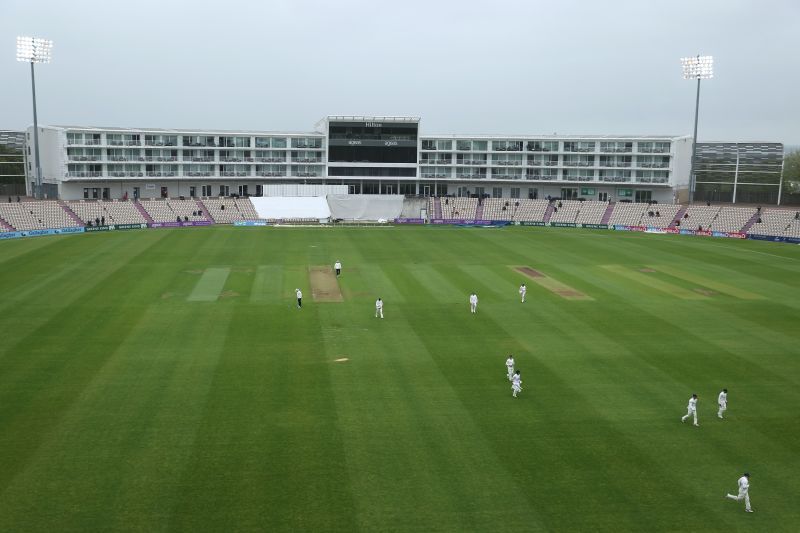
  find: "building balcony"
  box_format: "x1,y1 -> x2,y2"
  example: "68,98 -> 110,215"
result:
258,171 -> 286,177
600,176 -> 631,182
636,177 -> 669,184
65,171 -> 103,178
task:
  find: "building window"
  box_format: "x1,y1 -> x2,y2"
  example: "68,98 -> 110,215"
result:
510,187 -> 520,199
492,187 -> 502,198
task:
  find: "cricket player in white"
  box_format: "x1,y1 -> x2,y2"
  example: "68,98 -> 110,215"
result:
505,355 -> 515,381
511,371 -> 522,398
334,260 -> 342,276
519,283 -> 526,303
375,297 -> 384,319
726,473 -> 753,512
469,292 -> 478,314
295,288 -> 302,308
681,394 -> 699,426
718,388 -> 728,419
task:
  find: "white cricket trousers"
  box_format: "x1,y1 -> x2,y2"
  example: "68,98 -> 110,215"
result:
470,303 -> 477,313
726,490 -> 751,511
376,308 -> 383,318
507,368 -> 514,381
682,408 -> 697,425
718,402 -> 727,418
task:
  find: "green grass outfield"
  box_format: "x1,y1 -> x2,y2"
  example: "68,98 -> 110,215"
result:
1,225 -> 798,532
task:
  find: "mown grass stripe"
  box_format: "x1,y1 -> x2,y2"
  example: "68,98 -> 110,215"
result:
650,264 -> 765,300
600,264 -> 707,300
250,265 -> 283,302
187,267 -> 230,301
406,264 -> 463,303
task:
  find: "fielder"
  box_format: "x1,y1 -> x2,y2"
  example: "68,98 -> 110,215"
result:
519,283 -> 527,303
375,297 -> 384,319
726,473 -> 753,512
469,292 -> 478,314
511,370 -> 522,398
334,260 -> 342,276
505,355 -> 515,381
718,388 -> 728,419
681,394 -> 699,426
295,288 -> 302,308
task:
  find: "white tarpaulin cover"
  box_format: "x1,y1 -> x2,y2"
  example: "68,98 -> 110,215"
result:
250,196 -> 331,220
326,194 -> 404,221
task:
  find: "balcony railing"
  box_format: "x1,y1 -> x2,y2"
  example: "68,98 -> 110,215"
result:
65,171 -> 103,178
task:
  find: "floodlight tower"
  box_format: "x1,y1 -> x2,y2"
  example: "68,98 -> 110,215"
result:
681,55 -> 713,204
17,36 -> 53,199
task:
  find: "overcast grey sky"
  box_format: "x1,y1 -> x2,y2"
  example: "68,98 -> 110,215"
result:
2,0 -> 798,143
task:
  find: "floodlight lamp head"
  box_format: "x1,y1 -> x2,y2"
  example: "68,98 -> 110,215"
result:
16,36 -> 53,63
681,55 -> 713,80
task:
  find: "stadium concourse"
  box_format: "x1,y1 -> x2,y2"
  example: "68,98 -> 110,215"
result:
1,195 -> 800,242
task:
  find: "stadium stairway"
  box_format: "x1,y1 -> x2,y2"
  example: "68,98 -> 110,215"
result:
195,199 -> 213,222
434,197 -> 442,218
0,215 -> 15,231
742,211 -> 761,233
134,200 -> 155,224
543,203 -> 555,223
600,202 -> 615,225
58,200 -> 84,226
669,206 -> 688,228
475,201 -> 484,220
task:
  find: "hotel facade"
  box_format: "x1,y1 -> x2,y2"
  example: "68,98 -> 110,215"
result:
25,116 -> 696,203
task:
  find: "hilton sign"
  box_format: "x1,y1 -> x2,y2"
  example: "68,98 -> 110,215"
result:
364,122 -> 383,128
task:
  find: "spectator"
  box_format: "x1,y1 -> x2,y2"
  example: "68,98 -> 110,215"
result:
698,225 -> 703,231
795,212 -> 799,220
706,201 -> 711,207
176,215 -> 181,223
184,216 -> 189,222
558,201 -> 563,208
7,197 -> 10,203
95,217 -> 100,226
101,216 -> 105,225
684,213 -> 689,219
656,211 -> 660,217
16,196 -> 20,202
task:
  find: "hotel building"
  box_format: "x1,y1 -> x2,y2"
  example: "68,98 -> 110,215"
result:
25,116 -> 695,203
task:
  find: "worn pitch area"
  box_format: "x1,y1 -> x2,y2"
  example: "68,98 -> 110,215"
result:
514,266 -> 593,300
309,266 -> 344,302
